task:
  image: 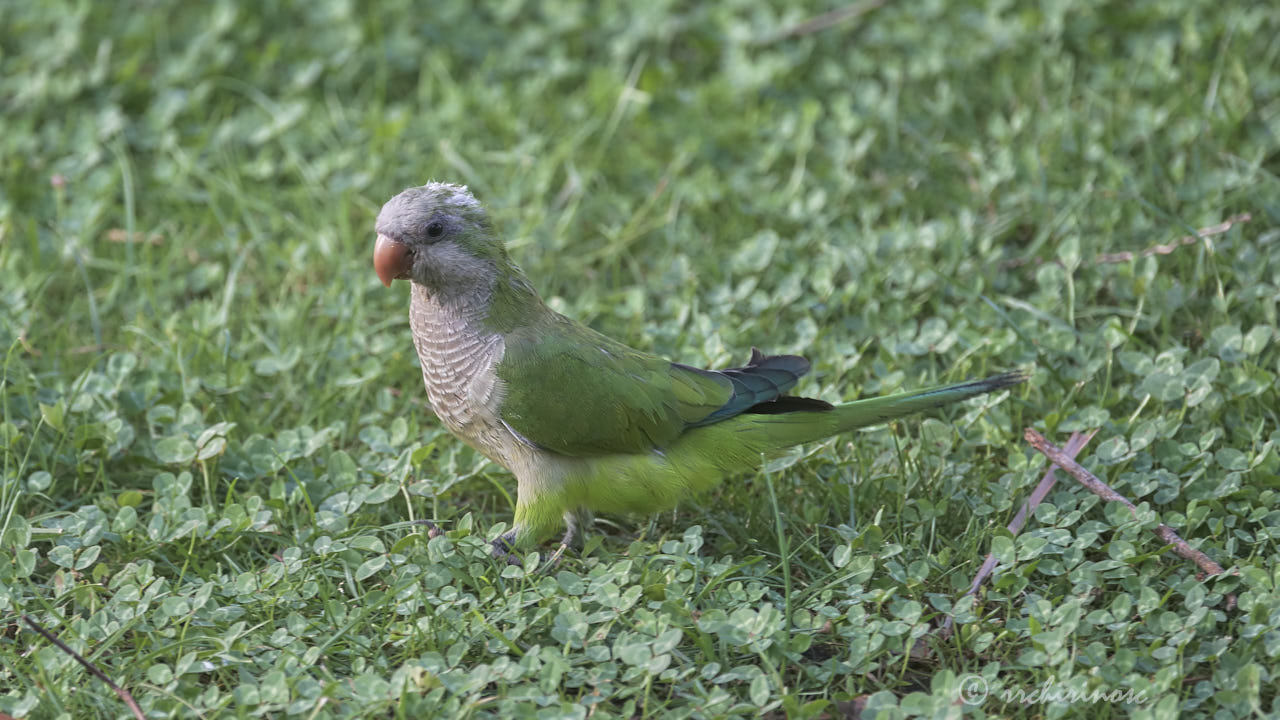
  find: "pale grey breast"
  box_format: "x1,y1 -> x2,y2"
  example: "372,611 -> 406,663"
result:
407,284 -> 513,463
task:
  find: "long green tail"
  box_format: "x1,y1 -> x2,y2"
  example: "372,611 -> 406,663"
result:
653,368 -> 1030,487
559,369 -> 1028,538
690,368 -> 1031,454
830,369 -> 1028,433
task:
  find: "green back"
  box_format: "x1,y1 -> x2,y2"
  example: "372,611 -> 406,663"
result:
496,315 -> 810,456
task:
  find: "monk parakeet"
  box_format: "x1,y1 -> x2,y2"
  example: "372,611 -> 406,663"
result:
373,182 -> 1025,562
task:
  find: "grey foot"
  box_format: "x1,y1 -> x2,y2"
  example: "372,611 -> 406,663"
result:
490,530 -> 523,566
545,510 -> 592,570
544,524 -> 577,569
412,519 -> 444,538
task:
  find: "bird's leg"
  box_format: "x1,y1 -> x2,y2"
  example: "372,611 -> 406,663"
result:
545,509 -> 592,569
411,519 -> 444,538
490,528 -> 523,566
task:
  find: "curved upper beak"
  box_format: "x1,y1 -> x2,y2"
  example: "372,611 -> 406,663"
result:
373,234 -> 412,287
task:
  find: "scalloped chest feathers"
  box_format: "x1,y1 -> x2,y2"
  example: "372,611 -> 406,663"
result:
407,283 -> 513,462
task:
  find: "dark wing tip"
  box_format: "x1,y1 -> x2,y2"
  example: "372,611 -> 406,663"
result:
749,352 -> 811,377
686,350 -> 818,427
744,396 -> 835,415
979,368 -> 1031,391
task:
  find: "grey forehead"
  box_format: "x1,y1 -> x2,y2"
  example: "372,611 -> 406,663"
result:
375,182 -> 480,238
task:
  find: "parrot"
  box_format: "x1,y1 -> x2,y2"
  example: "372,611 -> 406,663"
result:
372,182 -> 1026,563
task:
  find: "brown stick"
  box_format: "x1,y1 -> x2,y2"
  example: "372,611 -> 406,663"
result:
22,615 -> 146,720
1009,431 -> 1096,528
937,430 -> 1094,640
1095,214 -> 1251,264
1024,429 -> 1227,576
970,431 -> 1095,594
1001,213 -> 1251,269
755,0 -> 887,45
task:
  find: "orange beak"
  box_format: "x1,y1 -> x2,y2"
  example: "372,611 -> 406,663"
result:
373,234 -> 412,287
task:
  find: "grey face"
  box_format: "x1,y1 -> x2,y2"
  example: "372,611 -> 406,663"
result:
374,183 -> 500,293
376,183 -> 482,244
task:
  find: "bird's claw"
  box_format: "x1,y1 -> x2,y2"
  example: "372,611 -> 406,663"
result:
490,538 -> 572,572
544,543 -> 569,571
535,524 -> 577,574
491,531 -> 524,567
412,519 -> 444,538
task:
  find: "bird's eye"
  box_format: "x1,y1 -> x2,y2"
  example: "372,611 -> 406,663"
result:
426,221 -> 445,239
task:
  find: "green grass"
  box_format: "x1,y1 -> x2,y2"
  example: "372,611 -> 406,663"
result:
2,1 -> 1278,718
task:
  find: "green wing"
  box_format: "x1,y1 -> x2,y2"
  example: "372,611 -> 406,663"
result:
495,316 -> 815,457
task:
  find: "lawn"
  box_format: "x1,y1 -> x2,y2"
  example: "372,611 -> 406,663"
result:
2,1 -> 1278,718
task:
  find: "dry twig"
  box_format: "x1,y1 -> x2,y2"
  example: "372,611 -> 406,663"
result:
1094,214 -> 1251,264
1002,213 -> 1251,269
22,615 -> 146,720
755,0 -> 887,45
1024,429 -> 1228,577
936,430 -> 1096,641
971,430 -> 1096,592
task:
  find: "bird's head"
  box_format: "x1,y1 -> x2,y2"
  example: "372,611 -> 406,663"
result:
373,182 -> 508,293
